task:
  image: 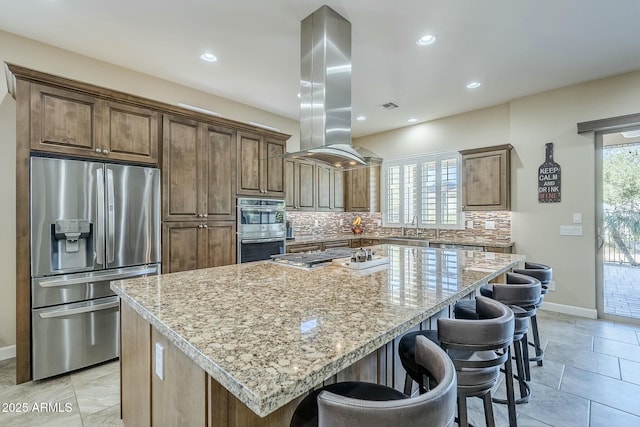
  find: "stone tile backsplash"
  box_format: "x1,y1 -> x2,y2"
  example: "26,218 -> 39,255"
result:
287,211 -> 511,242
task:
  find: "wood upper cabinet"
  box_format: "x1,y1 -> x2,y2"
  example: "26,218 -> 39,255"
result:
102,100 -> 159,164
316,164 -> 345,212
162,221 -> 236,273
460,144 -> 512,211
285,159 -> 315,211
237,132 -> 286,197
345,166 -> 380,212
163,115 -> 236,222
30,83 -> 158,164
316,163 -> 332,211
30,83 -> 100,156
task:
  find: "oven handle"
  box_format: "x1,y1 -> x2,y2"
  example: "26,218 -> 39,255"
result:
239,206 -> 283,212
240,238 -> 285,244
38,300 -> 119,319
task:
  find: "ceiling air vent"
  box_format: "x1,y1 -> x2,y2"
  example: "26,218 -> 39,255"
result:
379,102 -> 399,110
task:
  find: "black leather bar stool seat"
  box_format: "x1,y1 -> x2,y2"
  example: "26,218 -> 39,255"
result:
291,336 -> 457,427
513,262 -> 553,366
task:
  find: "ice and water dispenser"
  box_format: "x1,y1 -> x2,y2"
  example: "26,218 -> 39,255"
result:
50,219 -> 93,271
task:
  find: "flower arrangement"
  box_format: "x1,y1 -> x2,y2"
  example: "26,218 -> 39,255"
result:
351,216 -> 364,234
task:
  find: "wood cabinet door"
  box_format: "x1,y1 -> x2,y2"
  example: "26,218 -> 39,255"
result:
237,132 -> 263,195
316,164 -> 332,211
203,124 -> 236,220
102,100 -> 159,165
461,145 -> 511,211
284,159 -> 297,210
333,169 -> 345,211
346,167 -> 370,212
162,222 -> 205,273
264,139 -> 286,197
163,115 -> 202,221
297,160 -> 316,210
30,83 -> 101,156
203,221 -> 236,268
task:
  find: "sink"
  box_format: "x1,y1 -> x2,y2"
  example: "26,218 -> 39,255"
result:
380,237 -> 430,247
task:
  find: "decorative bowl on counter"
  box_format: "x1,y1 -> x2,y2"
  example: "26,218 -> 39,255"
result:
351,226 -> 364,234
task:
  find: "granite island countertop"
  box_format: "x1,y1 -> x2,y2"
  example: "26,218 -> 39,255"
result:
111,245 -> 524,417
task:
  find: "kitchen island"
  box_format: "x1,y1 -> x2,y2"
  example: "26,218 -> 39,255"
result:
112,245 -> 525,427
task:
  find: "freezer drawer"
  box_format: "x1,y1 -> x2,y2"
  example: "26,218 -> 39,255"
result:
32,296 -> 120,381
32,264 -> 159,308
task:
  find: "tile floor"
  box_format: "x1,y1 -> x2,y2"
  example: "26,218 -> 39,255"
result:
0,310 -> 639,426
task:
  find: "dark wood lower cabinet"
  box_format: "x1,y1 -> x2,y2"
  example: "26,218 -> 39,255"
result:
162,221 -> 236,273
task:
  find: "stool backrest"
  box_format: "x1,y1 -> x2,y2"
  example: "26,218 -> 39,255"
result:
513,262 -> 553,284
438,296 -> 515,351
317,336 -> 457,427
493,273 -> 541,307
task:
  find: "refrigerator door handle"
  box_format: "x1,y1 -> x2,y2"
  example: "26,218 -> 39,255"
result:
96,168 -> 105,266
106,168 -> 115,264
38,300 -> 119,319
36,266 -> 159,288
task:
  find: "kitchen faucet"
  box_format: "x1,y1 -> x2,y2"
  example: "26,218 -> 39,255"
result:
411,215 -> 420,237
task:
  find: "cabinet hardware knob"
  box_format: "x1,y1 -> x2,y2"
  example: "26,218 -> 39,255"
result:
203,225 -> 208,229
198,214 -> 203,218
198,224 -> 202,229
102,149 -> 109,155
95,148 -> 102,153
203,214 -> 208,218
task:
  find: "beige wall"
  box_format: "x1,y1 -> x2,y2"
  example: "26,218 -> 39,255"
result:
0,30 -> 299,347
357,70 -> 640,314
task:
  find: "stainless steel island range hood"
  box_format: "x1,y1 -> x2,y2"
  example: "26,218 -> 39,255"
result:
290,5 -> 382,169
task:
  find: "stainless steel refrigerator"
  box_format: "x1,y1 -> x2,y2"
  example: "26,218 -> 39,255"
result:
30,157 -> 161,380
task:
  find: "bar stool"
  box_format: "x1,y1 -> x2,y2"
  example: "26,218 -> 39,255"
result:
455,273 -> 541,400
398,296 -> 516,427
290,335 -> 457,427
513,262 -> 553,366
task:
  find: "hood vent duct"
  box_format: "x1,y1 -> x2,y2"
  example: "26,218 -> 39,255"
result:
289,5 -> 382,170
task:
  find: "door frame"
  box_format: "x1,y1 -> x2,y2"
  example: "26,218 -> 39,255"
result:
595,129 -> 640,324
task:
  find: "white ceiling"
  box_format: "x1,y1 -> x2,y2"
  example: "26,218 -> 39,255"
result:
3,0 -> 640,138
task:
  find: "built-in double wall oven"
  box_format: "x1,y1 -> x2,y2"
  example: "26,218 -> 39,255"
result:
237,198 -> 285,263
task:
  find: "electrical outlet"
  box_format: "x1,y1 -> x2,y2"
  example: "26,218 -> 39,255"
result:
547,281 -> 556,291
155,342 -> 164,380
466,220 -> 473,229
377,220 -> 382,227
485,220 -> 495,230
339,219 -> 344,226
314,220 -> 319,227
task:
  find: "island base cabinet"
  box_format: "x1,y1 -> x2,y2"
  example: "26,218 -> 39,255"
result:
120,303 -> 151,427
152,329 -> 206,427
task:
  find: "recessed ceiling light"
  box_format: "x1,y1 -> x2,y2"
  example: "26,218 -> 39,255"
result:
356,115 -> 366,121
466,82 -> 481,89
200,52 -> 218,62
416,34 -> 436,46
408,117 -> 418,123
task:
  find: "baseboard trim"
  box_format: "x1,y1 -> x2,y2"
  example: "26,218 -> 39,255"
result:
0,345 -> 16,361
540,302 -> 598,319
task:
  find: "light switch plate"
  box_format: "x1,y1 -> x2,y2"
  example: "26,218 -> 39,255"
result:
466,220 -> 474,229
573,213 -> 582,224
560,225 -> 583,236
485,221 -> 495,230
155,342 -> 164,380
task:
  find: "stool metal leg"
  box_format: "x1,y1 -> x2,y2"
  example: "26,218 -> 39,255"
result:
529,314 -> 544,366
403,373 -> 413,396
482,392 -> 496,427
522,334 -> 531,382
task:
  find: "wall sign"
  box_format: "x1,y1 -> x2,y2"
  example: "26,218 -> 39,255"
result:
538,142 -> 561,203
